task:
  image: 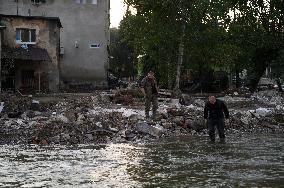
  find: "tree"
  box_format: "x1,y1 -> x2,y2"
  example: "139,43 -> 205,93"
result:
121,0 -> 284,93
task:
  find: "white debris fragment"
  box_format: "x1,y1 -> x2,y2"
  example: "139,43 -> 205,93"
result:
170,99 -> 181,109
56,114 -> 69,123
96,122 -> 103,128
0,102 -> 4,113
254,108 -> 272,117
32,100 -> 40,104
91,107 -> 144,117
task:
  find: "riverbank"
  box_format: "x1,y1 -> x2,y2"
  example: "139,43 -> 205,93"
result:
0,89 -> 283,145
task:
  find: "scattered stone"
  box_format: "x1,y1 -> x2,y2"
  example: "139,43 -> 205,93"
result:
136,122 -> 164,137
0,90 -> 283,145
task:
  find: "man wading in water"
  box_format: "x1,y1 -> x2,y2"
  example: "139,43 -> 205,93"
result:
140,71 -> 158,119
204,96 -> 229,143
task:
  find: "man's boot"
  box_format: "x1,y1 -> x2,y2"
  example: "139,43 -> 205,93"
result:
145,111 -> 150,119
152,110 -> 157,120
209,135 -> 215,143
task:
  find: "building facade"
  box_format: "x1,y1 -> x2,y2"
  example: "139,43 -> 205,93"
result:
0,14 -> 61,92
0,0 -> 110,89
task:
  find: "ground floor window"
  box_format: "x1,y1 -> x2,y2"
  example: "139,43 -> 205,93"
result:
16,28 -> 36,44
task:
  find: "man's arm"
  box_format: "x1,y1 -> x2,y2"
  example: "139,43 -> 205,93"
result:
140,87 -> 146,97
222,101 -> 229,119
140,78 -> 146,97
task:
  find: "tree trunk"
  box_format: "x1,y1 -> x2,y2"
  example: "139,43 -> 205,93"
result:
172,24 -> 185,98
249,48 -> 278,93
235,67 -> 240,88
276,78 -> 283,92
0,31 -> 2,93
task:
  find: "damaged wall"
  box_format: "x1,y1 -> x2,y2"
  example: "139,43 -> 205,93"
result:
0,0 -> 110,87
0,16 -> 60,91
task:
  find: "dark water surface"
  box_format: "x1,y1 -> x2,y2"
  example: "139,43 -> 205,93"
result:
0,132 -> 283,187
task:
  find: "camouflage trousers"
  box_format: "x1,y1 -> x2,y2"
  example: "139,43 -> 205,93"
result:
145,95 -> 158,118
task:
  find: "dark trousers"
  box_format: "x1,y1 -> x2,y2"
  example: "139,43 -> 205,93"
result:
208,119 -> 225,142
145,95 -> 158,118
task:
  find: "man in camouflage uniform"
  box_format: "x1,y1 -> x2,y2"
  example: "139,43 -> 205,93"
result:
140,71 -> 158,119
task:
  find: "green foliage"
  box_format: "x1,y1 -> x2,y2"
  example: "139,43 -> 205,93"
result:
118,0 -> 284,91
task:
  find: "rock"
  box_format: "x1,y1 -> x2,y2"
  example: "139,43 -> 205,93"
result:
170,98 -> 181,109
109,127 -> 119,132
30,100 -> 40,111
161,119 -> 167,123
136,122 -> 164,137
85,134 -> 94,141
172,116 -> 184,126
162,122 -> 173,129
194,99 -> 205,107
125,130 -> 136,141
254,108 -> 272,117
187,119 -> 206,131
129,114 -> 144,122
26,111 -> 36,118
0,102 -> 4,113
96,122 -> 103,128
154,113 -> 163,121
56,114 -> 69,123
76,113 -> 84,122
64,111 -> 76,122
70,136 -> 79,144
8,111 -> 22,118
40,139 -> 49,145
16,119 -> 25,126
49,135 -> 60,144
99,94 -> 110,104
167,108 -> 183,116
60,133 -> 70,142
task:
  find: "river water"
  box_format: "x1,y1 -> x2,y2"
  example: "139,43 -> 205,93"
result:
0,132 -> 283,188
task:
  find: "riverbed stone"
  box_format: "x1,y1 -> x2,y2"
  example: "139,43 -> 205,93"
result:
49,135 -> 60,144
60,133 -> 70,142
162,122 -> 173,129
85,134 -> 94,141
136,122 -> 164,137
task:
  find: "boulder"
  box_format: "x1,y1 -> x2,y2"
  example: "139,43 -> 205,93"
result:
172,116 -> 184,126
162,122 -> 173,129
187,119 -> 207,131
49,135 -> 60,144
135,122 -> 164,137
85,134 -> 94,141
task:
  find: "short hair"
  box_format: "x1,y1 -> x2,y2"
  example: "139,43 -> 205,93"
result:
148,71 -> 154,75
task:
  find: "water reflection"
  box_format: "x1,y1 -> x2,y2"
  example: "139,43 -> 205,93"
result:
0,133 -> 283,187
89,144 -> 146,187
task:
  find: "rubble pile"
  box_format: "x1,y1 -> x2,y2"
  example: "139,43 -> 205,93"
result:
0,90 -> 283,145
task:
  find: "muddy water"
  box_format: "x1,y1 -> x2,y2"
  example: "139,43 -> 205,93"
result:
0,133 -> 283,188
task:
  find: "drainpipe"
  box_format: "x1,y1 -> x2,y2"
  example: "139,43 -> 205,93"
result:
0,25 -> 6,93
0,30 -> 1,93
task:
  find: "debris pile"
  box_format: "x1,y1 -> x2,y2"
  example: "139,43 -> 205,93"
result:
0,90 -> 283,145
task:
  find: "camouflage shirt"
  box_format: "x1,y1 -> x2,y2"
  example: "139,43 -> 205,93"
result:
141,76 -> 158,96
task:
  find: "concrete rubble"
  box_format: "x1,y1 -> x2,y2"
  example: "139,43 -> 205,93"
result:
0,89 -> 283,145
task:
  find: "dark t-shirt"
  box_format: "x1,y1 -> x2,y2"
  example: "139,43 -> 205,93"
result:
204,99 -> 229,120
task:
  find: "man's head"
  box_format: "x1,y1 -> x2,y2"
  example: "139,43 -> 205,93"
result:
209,95 -> 216,104
147,71 -> 155,79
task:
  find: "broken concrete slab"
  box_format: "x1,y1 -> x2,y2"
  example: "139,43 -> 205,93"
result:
135,122 -> 165,137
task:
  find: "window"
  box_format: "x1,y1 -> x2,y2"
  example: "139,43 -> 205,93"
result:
31,0 -> 46,4
90,43 -> 101,48
75,0 -> 97,5
76,0 -> 86,4
16,28 -> 36,44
